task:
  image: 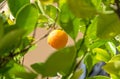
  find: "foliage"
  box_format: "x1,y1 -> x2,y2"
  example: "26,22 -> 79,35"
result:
0,0 -> 120,79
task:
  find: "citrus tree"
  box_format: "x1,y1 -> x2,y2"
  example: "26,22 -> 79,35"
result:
0,0 -> 120,79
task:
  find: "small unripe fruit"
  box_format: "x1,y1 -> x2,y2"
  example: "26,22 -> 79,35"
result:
47,30 -> 68,49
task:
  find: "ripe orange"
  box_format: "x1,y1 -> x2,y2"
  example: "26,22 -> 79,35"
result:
47,30 -> 68,49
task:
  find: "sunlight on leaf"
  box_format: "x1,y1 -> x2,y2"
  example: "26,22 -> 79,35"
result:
105,41 -> 116,56
92,48 -> 111,62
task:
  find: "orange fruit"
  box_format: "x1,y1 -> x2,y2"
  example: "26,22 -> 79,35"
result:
47,30 -> 68,49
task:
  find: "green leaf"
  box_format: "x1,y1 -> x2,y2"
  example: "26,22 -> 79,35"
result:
67,0 -> 97,18
105,41 -> 116,56
117,45 -> 120,52
18,36 -> 34,51
102,0 -> 114,11
0,17 -> 4,39
0,29 -> 26,56
16,4 -> 39,34
103,54 -> 120,78
7,0 -> 30,17
75,39 -> 83,50
84,53 -> 98,75
45,5 -> 58,20
111,74 -> 120,79
31,63 -> 44,75
115,34 -> 120,43
70,69 -> 83,79
92,0 -> 102,10
72,18 -> 81,40
37,14 -> 48,27
103,61 -> 120,76
92,48 -> 111,62
85,17 -> 107,49
97,13 -> 120,39
59,3 -> 79,40
0,0 -> 4,3
89,40 -> 108,49
109,54 -> 120,62
40,0 -> 54,5
85,18 -> 97,48
31,46 -> 76,77
78,19 -> 87,33
6,63 -> 37,79
0,67 -> 12,74
4,25 -> 18,35
87,76 -> 110,79
15,72 -> 37,79
86,18 -> 97,40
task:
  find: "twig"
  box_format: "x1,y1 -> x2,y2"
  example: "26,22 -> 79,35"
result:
21,56 -> 24,66
32,23 -> 38,40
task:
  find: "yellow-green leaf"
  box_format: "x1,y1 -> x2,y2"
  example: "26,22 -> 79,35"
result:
92,48 -> 111,62
97,13 -> 120,39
